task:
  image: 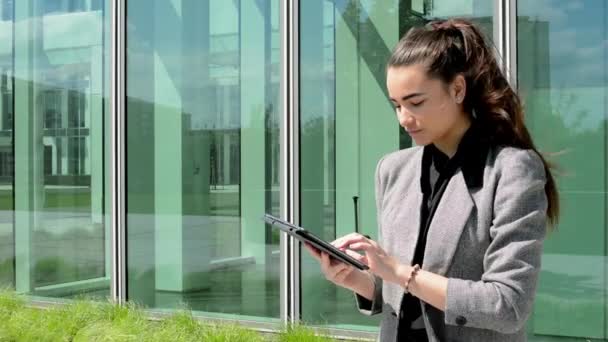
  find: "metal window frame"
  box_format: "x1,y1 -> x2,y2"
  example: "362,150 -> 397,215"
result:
110,0 -> 126,304
494,0 -> 518,87
280,0 -> 300,325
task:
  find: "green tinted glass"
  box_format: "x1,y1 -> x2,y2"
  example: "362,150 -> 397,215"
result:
0,0 -> 111,300
518,1 -> 608,340
126,0 -> 281,321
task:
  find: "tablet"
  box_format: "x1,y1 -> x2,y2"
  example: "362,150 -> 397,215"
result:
263,214 -> 369,271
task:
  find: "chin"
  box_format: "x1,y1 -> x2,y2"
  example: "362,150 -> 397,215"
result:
411,136 -> 432,146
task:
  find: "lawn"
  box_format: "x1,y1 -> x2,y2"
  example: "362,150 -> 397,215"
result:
0,290 -> 338,342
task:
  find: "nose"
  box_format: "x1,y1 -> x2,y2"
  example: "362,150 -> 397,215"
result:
396,107 -> 415,128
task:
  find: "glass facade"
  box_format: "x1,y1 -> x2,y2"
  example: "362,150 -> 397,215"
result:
0,0 -> 111,299
0,0 -> 605,340
518,1 -> 608,340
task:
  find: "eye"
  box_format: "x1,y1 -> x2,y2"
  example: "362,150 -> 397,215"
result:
411,100 -> 424,107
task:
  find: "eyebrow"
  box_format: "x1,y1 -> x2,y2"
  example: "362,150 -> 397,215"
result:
389,92 -> 425,102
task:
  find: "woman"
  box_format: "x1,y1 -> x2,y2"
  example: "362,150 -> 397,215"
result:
305,18 -> 558,341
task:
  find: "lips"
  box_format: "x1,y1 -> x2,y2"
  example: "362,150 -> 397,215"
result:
407,129 -> 422,134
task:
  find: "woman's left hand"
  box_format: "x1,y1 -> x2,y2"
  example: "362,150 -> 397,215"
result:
334,233 -> 407,285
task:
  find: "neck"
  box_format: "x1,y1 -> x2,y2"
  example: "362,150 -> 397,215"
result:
434,117 -> 472,158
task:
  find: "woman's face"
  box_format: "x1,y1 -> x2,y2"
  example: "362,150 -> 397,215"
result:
386,64 -> 468,149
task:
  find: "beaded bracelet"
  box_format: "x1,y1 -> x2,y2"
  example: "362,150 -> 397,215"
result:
404,264 -> 420,294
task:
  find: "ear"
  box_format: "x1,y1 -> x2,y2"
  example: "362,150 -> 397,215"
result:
451,74 -> 466,104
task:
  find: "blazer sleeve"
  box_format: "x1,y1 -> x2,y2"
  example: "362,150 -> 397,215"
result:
444,149 -> 548,334
354,156 -> 386,315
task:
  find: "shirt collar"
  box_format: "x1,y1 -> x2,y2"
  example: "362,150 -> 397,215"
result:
420,122 -> 489,191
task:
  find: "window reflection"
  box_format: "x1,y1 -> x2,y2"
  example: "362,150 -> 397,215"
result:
518,1 -> 608,340
126,0 -> 280,321
0,0 -> 110,299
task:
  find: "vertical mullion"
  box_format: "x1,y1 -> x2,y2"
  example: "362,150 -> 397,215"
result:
279,0 -> 289,324
289,0 -> 301,324
110,0 -> 126,304
506,0 -> 517,88
280,0 -> 301,325
494,0 -> 517,87
493,0 -> 505,74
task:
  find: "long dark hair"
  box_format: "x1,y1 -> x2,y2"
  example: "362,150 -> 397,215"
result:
388,18 -> 559,228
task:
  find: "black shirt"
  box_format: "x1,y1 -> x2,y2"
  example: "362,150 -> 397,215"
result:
396,123 -> 489,341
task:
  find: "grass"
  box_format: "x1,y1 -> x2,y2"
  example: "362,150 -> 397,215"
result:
0,290 -> 338,342
277,325 -> 336,342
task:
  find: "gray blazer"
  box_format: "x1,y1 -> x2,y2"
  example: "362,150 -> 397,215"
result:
355,145 -> 548,342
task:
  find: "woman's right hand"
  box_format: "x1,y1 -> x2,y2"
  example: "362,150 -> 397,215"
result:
303,242 -> 368,291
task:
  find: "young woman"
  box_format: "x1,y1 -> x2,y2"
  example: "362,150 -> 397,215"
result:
305,18 -> 558,341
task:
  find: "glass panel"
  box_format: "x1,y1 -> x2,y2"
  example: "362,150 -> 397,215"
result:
126,0 -> 281,322
0,0 -> 111,299
518,1 -> 608,341
0,0 -> 13,287
299,0 -> 494,329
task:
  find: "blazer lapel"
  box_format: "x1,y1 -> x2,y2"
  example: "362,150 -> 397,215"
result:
400,179 -> 423,266
401,149 -> 424,265
422,169 -> 473,275
382,148 -> 423,267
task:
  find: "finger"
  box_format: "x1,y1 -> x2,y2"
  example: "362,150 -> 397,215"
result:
320,252 -> 347,276
332,265 -> 354,283
343,249 -> 369,268
333,233 -> 370,249
367,238 -> 380,249
320,251 -> 332,272
348,242 -> 375,252
344,249 -> 365,262
326,259 -> 349,280
333,233 -> 365,245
